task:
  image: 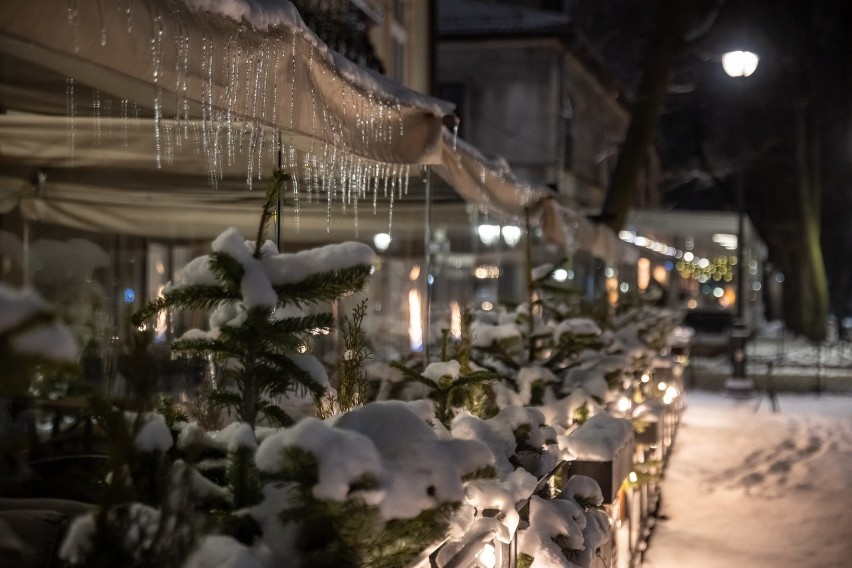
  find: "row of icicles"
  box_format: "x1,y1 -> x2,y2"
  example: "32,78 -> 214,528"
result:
61,0 -> 423,235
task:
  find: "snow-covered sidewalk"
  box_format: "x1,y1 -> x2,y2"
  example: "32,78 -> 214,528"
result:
643,390 -> 852,568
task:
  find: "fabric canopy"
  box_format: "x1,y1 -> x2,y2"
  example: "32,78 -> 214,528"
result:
0,0 -> 452,169
433,129 -> 572,247
0,114 -> 443,242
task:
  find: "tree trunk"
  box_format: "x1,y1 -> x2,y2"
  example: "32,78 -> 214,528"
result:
599,0 -> 684,232
794,99 -> 829,340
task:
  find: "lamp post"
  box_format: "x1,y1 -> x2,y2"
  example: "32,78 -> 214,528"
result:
722,50 -> 758,396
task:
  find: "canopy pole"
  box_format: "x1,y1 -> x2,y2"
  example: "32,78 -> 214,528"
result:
524,206 -> 535,363
423,166 -> 433,365
275,130 -> 283,252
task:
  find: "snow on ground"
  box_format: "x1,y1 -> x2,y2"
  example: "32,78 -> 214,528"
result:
643,390 -> 852,568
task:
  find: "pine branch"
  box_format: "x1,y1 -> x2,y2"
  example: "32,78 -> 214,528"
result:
263,353 -> 327,399
170,337 -> 227,356
210,252 -> 246,293
336,300 -> 373,413
476,339 -> 522,371
227,445 -> 262,509
273,265 -> 372,306
258,403 -> 295,427
451,371 -> 502,390
270,313 -> 335,335
389,361 -> 438,391
132,286 -> 238,326
205,389 -> 243,411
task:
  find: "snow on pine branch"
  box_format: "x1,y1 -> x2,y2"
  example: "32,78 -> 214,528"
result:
166,228 -> 375,310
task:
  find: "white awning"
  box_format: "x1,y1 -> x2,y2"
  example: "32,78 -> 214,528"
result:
0,0 -> 452,169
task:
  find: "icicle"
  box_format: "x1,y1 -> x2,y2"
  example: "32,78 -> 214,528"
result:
377,103 -> 384,144
103,96 -> 113,139
98,1 -> 107,46
452,118 -> 460,150
397,102 -> 404,137
257,45 -> 272,180
387,172 -> 395,236
151,14 -> 165,168
288,34 -> 297,150
124,0 -> 133,33
163,118 -> 175,166
308,46 -> 317,153
92,89 -> 102,144
353,186 -> 359,237
383,163 -> 390,198
120,98 -> 129,149
326,159 -> 333,233
174,21 -> 191,145
289,147 -> 300,227
66,0 -> 80,53
403,165 -> 410,196
65,77 -> 75,163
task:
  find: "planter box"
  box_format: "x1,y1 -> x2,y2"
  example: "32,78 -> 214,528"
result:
562,414 -> 635,504
635,420 -> 660,447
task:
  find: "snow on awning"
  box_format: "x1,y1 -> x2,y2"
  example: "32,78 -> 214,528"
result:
0,0 -> 453,172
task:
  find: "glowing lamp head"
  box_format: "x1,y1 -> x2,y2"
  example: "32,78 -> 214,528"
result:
722,50 -> 759,78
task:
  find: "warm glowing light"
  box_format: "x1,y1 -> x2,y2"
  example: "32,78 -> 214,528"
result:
553,268 -> 568,282
683,251 -> 694,262
606,276 -> 619,306
712,233 -> 738,250
664,385 -> 678,405
409,265 -> 420,281
154,285 -> 168,342
477,224 -> 501,246
616,396 -> 631,413
658,381 -> 667,391
687,299 -> 698,309
641,373 -> 650,383
653,265 -> 668,286
477,543 -> 497,568
408,290 -> 423,352
373,232 -> 392,251
720,286 -> 736,308
481,300 -> 494,311
155,261 -> 165,275
450,301 -> 462,340
722,50 -> 759,78
474,264 -> 500,279
637,258 -> 651,291
501,225 -> 522,247
628,471 -> 638,483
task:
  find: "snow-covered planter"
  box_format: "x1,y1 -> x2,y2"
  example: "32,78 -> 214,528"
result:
515,475 -> 610,568
249,401 -> 495,568
632,399 -> 664,449
452,406 -> 559,478
559,413 -> 635,504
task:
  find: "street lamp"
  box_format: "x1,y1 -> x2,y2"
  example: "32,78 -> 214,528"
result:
722,50 -> 758,397
721,50 -> 759,78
